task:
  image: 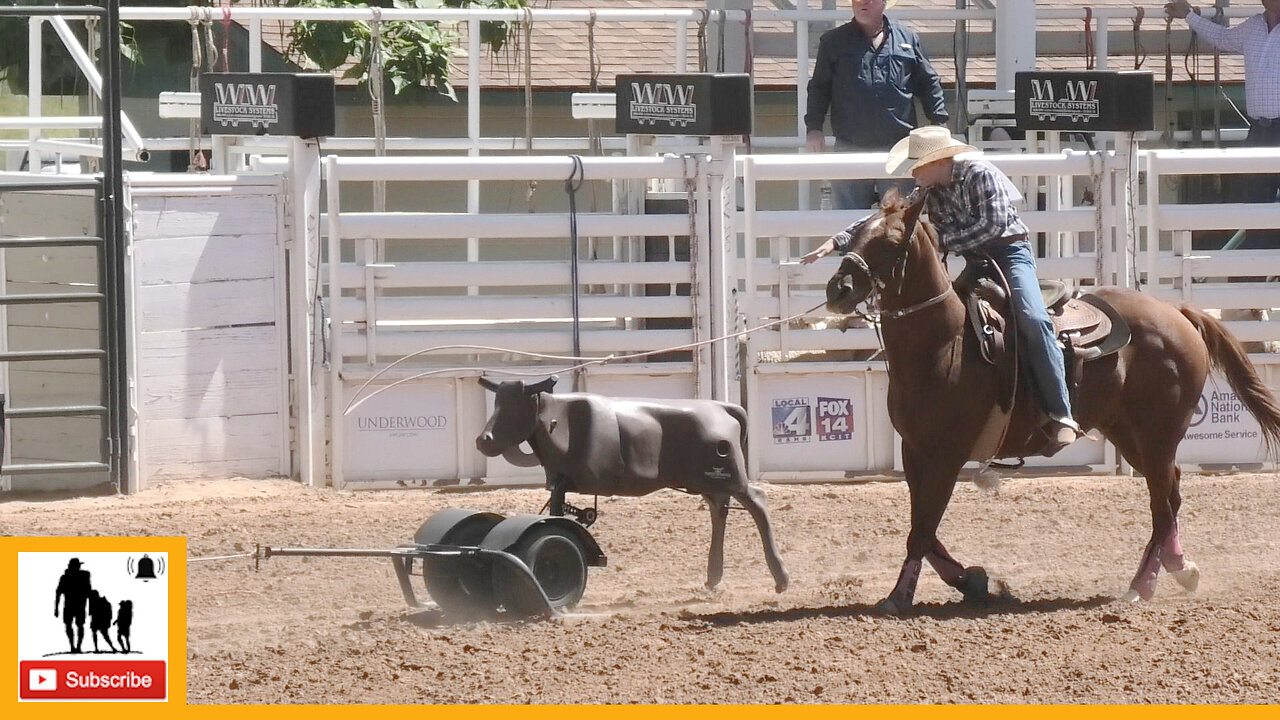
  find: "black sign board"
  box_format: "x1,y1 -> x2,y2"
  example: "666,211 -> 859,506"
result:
615,73 -> 751,136
1014,71 -> 1154,132
200,73 -> 335,138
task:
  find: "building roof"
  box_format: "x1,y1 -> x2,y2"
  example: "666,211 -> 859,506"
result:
260,1 -> 1248,91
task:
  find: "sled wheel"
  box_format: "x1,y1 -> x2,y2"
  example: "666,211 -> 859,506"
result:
495,526 -> 587,615
422,514 -> 501,618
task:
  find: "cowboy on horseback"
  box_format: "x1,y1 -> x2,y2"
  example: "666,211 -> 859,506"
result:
809,126 -> 1083,454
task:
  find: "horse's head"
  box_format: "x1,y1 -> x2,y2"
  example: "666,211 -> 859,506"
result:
825,186 -> 930,315
475,375 -> 557,467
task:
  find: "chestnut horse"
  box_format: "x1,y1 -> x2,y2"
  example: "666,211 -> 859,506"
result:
824,188 -> 1280,614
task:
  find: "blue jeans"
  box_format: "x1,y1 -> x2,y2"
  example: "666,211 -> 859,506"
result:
832,177 -> 915,210
832,140 -> 914,210
985,238 -> 1074,426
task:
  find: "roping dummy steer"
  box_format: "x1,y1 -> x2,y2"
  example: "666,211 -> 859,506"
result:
476,376 -> 790,593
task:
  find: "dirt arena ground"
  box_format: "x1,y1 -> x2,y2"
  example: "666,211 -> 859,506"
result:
3,472 -> 1279,704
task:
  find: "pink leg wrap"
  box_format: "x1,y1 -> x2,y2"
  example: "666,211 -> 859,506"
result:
1129,541 -> 1162,601
1160,523 -> 1186,571
888,557 -> 923,608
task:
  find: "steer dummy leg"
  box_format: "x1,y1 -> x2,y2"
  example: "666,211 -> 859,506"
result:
734,485 -> 790,593
704,494 -> 730,590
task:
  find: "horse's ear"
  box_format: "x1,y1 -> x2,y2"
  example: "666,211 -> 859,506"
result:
478,377 -> 499,392
525,375 -> 558,395
901,188 -> 930,243
879,186 -> 902,208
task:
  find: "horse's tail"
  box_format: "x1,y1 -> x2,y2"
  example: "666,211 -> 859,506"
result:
1180,305 -> 1280,458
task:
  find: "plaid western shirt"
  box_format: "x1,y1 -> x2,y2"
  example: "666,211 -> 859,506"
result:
924,158 -> 1030,256
1185,12 -> 1280,120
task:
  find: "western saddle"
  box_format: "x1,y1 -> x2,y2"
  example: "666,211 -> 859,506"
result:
955,256 -> 1131,413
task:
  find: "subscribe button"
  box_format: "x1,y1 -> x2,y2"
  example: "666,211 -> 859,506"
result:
20,660 -> 166,701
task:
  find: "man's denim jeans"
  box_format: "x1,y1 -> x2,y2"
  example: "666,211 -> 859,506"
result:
985,238 -> 1073,425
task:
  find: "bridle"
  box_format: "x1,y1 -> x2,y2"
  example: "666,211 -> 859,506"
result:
837,189 -> 953,322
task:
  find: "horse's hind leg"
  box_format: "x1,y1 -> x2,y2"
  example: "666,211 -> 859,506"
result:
1160,466 -> 1200,592
1107,421 -> 1192,600
704,493 -> 729,590
926,541 -> 989,603
732,485 -> 790,593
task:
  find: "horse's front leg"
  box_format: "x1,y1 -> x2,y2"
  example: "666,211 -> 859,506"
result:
879,446 -> 965,615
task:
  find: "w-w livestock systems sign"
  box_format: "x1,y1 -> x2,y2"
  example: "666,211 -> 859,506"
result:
199,73 -> 335,138
615,73 -> 752,136
1014,71 -> 1154,132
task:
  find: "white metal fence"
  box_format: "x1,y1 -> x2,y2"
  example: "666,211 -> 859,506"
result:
314,145 -> 1280,487
321,152 -> 726,488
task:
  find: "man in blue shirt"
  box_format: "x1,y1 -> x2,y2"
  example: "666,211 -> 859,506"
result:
805,0 -> 949,210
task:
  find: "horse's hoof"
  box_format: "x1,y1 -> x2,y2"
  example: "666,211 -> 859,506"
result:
774,575 -> 790,594
873,597 -> 903,616
1121,588 -> 1143,603
962,566 -> 989,604
1170,562 -> 1200,592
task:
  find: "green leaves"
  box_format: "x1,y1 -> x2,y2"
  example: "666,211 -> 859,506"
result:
286,0 -> 529,99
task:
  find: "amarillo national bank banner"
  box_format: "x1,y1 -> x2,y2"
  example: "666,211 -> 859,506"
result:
1178,374 -> 1270,466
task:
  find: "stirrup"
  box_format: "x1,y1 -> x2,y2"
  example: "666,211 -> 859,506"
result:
1042,420 -> 1081,457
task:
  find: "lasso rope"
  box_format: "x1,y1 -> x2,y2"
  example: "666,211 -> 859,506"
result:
342,301 -> 829,416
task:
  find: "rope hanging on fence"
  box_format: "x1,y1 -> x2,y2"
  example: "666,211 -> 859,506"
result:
696,10 -> 710,73
85,16 -> 99,159
586,11 -> 602,157
1164,15 -> 1175,145
1084,8 -> 1094,70
684,153 -> 703,398
203,11 -> 217,73
1133,7 -> 1147,70
1186,15 -> 1201,147
1212,4 -> 1224,146
565,155 -> 585,390
716,9 -> 726,73
369,7 -> 387,219
220,5 -> 232,72
522,8 -> 537,209
188,7 -> 206,171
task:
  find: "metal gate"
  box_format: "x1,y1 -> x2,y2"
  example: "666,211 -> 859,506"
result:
0,176 -> 130,493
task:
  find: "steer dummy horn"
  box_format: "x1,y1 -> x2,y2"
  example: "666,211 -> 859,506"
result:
478,376 -> 499,392
524,376 -> 559,395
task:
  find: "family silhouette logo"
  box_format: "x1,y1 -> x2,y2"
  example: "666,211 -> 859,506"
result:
17,551 -> 171,701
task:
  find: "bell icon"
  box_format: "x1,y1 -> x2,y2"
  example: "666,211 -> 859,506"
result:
135,554 -> 157,580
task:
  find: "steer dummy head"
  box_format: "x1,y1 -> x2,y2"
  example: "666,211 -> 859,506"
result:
475,376 -> 558,467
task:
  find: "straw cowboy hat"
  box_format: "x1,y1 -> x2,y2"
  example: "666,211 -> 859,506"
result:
885,126 -> 978,175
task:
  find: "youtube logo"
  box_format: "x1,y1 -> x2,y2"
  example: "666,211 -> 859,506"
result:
28,669 -> 56,691
19,661 -> 165,700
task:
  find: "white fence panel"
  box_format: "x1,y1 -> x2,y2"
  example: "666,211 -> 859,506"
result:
323,154 -> 714,489
129,176 -> 289,482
